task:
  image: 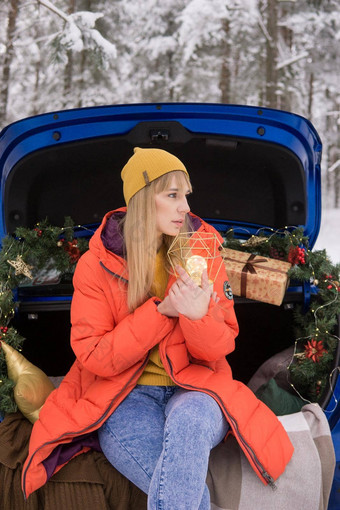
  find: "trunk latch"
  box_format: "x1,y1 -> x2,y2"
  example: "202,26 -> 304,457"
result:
150,129 -> 169,142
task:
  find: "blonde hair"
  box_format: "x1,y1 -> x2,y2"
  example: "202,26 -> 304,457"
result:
122,171 -> 192,312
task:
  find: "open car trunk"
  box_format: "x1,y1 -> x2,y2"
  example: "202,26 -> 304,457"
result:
0,103 -> 338,413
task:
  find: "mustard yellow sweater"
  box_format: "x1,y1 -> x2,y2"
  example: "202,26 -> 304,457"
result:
137,247 -> 176,386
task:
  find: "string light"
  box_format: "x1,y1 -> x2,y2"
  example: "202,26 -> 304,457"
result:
288,277 -> 340,405
324,366 -> 340,414
226,225 -> 340,405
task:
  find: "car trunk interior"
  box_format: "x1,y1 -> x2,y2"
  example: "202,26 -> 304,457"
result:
5,120 -> 337,410
5,121 -> 306,233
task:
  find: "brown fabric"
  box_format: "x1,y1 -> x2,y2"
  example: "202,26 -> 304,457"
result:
0,412 -> 147,510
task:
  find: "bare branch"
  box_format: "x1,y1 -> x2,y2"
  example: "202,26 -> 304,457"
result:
328,160 -> 340,173
37,0 -> 68,22
14,32 -> 60,46
257,14 -> 273,44
276,51 -> 309,70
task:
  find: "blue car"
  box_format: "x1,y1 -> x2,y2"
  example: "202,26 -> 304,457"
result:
0,103 -> 338,508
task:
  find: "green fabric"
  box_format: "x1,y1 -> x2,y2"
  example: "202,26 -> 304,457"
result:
255,378 -> 305,415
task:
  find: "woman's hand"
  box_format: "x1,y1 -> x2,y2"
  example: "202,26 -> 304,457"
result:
167,265 -> 216,320
157,295 -> 179,317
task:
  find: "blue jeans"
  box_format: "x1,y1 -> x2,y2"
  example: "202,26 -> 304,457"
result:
98,385 -> 228,510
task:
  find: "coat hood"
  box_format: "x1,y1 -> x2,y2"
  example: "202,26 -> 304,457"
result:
89,207 -> 126,258
86,208 -> 128,279
89,208 -> 203,270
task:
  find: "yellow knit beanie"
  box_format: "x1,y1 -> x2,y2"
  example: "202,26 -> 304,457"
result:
121,147 -> 189,205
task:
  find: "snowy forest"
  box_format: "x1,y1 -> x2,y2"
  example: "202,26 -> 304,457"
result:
0,1 -> 340,232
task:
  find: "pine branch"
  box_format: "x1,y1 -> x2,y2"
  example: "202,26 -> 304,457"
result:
0,217 -> 89,414
224,227 -> 340,403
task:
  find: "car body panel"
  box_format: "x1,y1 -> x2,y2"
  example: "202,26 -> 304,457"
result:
1,103 -> 338,508
0,103 -> 322,245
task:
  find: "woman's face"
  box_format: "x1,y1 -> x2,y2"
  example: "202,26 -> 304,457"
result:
155,174 -> 191,238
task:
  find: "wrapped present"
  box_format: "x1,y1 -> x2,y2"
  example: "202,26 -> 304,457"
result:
221,248 -> 291,306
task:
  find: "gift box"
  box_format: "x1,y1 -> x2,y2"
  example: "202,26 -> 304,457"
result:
222,248 -> 291,306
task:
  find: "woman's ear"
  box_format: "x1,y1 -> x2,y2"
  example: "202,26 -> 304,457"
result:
1,341 -> 55,423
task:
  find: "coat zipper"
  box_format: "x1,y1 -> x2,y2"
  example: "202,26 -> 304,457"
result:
99,261 -> 128,283
165,353 -> 277,490
22,355 -> 149,499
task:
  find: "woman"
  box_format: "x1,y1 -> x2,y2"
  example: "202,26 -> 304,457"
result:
22,148 -> 293,508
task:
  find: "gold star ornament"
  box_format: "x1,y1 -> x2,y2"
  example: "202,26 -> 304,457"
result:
7,255 -> 33,279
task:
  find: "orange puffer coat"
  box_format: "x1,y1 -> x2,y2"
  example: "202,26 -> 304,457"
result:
22,209 -> 293,498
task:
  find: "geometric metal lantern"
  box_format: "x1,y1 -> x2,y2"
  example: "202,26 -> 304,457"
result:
167,231 -> 224,286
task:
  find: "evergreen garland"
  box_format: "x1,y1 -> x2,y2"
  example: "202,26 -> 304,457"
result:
0,217 -> 89,413
223,227 -> 340,404
0,222 -> 339,414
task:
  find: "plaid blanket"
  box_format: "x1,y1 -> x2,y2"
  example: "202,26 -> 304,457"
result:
207,404 -> 335,510
0,404 -> 334,509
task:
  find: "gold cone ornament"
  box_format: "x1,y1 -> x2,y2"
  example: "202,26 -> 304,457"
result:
242,235 -> 268,248
1,341 -> 55,423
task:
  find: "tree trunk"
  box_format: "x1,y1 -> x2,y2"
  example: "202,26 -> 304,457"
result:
167,16 -> 176,101
325,89 -> 332,197
308,72 -> 314,120
63,0 -> 76,102
265,0 -> 278,108
219,18 -> 231,104
77,50 -> 87,107
278,3 -> 294,112
77,0 -> 93,107
168,52 -> 175,101
335,167 -> 340,208
0,0 -> 20,126
334,102 -> 340,208
32,61 -> 41,115
325,89 -> 340,207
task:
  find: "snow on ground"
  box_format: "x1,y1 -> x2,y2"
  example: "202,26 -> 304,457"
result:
314,208 -> 340,264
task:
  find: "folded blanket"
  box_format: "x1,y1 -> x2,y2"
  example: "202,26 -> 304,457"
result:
207,404 -> 335,510
0,404 -> 335,509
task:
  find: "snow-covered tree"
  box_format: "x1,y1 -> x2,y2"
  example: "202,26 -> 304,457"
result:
282,0 -> 340,205
0,0 -> 117,124
0,0 -> 339,206
0,0 -> 20,125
